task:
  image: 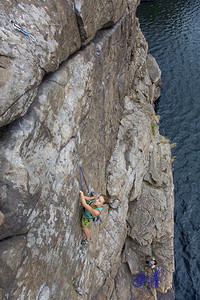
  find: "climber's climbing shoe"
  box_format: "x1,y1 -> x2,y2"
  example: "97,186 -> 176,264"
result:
81,239 -> 89,245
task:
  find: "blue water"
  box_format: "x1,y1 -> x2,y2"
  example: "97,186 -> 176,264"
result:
137,1 -> 200,299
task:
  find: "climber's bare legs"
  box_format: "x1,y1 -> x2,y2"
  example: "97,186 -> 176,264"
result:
82,226 -> 90,242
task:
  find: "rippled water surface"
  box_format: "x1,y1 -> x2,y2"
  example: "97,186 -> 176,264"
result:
137,1 -> 200,299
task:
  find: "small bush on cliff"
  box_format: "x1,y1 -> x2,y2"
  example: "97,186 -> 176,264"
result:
151,122 -> 158,136
151,114 -> 160,136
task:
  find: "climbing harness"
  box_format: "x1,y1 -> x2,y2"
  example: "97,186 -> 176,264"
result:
76,156 -> 166,298
93,215 -> 101,223
11,21 -> 36,42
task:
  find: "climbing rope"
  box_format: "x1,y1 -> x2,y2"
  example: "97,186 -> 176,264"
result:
11,21 -> 36,42
131,270 -> 146,288
131,266 -> 166,290
75,154 -> 90,195
99,219 -> 140,266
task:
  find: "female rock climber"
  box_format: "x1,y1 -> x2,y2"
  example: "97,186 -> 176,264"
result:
79,190 -> 109,245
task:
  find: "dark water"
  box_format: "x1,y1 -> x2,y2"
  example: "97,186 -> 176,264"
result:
137,1 -> 200,299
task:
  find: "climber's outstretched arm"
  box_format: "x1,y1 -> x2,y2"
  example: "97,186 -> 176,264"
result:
79,191 -> 100,217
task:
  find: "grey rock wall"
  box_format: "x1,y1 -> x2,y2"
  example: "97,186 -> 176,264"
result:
0,0 -> 174,299
0,0 -> 81,126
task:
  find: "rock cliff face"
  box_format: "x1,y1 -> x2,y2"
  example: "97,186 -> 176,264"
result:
0,0 -> 174,299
